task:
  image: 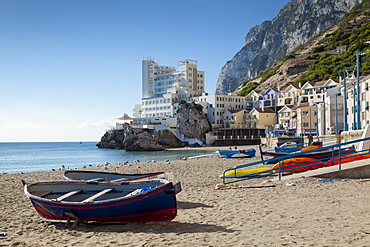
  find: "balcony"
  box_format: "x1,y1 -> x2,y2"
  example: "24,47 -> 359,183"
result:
284,98 -> 293,105
245,116 -> 257,122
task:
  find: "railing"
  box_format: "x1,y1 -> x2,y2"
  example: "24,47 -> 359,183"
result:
215,135 -> 259,140
220,136 -> 370,184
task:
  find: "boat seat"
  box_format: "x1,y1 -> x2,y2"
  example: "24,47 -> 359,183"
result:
110,177 -> 127,182
124,188 -> 143,198
82,188 -> 113,203
56,190 -> 82,201
86,178 -> 107,182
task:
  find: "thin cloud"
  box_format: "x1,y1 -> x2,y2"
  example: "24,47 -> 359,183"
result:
5,123 -> 44,129
75,120 -> 114,128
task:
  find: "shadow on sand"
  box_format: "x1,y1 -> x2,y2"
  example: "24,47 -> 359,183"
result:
53,220 -> 235,234
177,201 -> 213,209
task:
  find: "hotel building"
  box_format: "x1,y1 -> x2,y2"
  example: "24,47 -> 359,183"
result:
139,59 -> 205,118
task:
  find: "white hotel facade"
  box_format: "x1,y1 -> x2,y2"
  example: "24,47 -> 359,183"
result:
139,59 -> 205,118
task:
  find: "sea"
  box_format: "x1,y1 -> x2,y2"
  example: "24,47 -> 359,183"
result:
0,142 -> 216,174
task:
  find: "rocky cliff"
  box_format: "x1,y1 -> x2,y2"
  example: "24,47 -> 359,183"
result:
216,0 -> 362,95
96,123 -> 165,151
176,102 -> 211,143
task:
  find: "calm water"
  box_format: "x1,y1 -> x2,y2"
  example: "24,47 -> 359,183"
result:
0,142 -> 215,174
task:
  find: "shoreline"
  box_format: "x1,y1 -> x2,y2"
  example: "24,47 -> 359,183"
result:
2,155 -> 369,246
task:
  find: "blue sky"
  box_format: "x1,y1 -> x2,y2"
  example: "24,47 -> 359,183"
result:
0,0 -> 290,142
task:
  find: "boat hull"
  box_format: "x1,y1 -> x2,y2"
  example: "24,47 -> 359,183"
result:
220,168 -> 271,178
272,157 -> 324,173
325,152 -> 370,167
25,180 -> 177,222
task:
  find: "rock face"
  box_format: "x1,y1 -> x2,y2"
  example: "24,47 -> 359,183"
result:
176,102 -> 211,143
96,123 -> 165,151
256,56 -> 316,91
123,132 -> 165,151
215,0 -> 362,94
154,129 -> 184,148
96,129 -> 125,149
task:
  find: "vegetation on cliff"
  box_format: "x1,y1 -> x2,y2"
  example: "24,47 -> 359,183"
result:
237,0 -> 370,95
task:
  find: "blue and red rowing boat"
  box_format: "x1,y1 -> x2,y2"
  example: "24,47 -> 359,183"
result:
23,179 -> 178,222
218,149 -> 256,158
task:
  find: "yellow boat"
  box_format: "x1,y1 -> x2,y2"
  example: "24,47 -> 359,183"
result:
220,167 -> 271,178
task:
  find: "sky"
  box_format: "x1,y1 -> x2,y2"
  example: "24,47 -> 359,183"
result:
0,0 -> 290,142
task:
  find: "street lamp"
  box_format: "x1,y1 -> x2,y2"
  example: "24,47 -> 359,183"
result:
343,68 -> 353,131
356,51 -> 361,130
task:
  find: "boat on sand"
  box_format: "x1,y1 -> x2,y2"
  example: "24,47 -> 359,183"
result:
219,167 -> 271,178
218,149 -> 256,158
262,145 -> 356,161
272,157 -> 324,173
23,179 -> 178,222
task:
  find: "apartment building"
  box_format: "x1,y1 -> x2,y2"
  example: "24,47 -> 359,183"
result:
277,84 -> 302,107
258,88 -> 280,108
192,93 -> 246,128
223,109 -> 248,129
299,79 -> 339,105
245,90 -> 261,109
345,75 -> 370,130
296,104 -> 317,136
139,59 -> 205,118
276,105 -> 296,135
246,108 -> 275,129
361,75 -> 370,127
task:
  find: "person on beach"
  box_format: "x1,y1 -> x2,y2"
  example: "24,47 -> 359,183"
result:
308,135 -> 313,145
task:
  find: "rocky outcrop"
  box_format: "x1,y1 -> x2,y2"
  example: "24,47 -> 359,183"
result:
96,123 -> 165,151
154,129 -> 184,148
123,132 -> 165,151
96,129 -> 125,149
97,103 -> 211,149
176,102 -> 211,143
215,0 -> 362,95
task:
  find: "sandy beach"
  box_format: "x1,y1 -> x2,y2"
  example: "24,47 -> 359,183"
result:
1,146 -> 370,247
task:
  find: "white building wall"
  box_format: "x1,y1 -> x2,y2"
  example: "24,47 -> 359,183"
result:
192,93 -> 246,126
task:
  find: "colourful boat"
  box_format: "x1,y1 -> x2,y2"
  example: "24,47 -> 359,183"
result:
220,167 -> 271,178
325,152 -> 370,167
218,149 -> 256,158
300,145 -> 323,152
272,157 -> 325,173
63,170 -> 168,182
23,179 -> 178,222
262,145 -> 356,161
274,141 -> 304,153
